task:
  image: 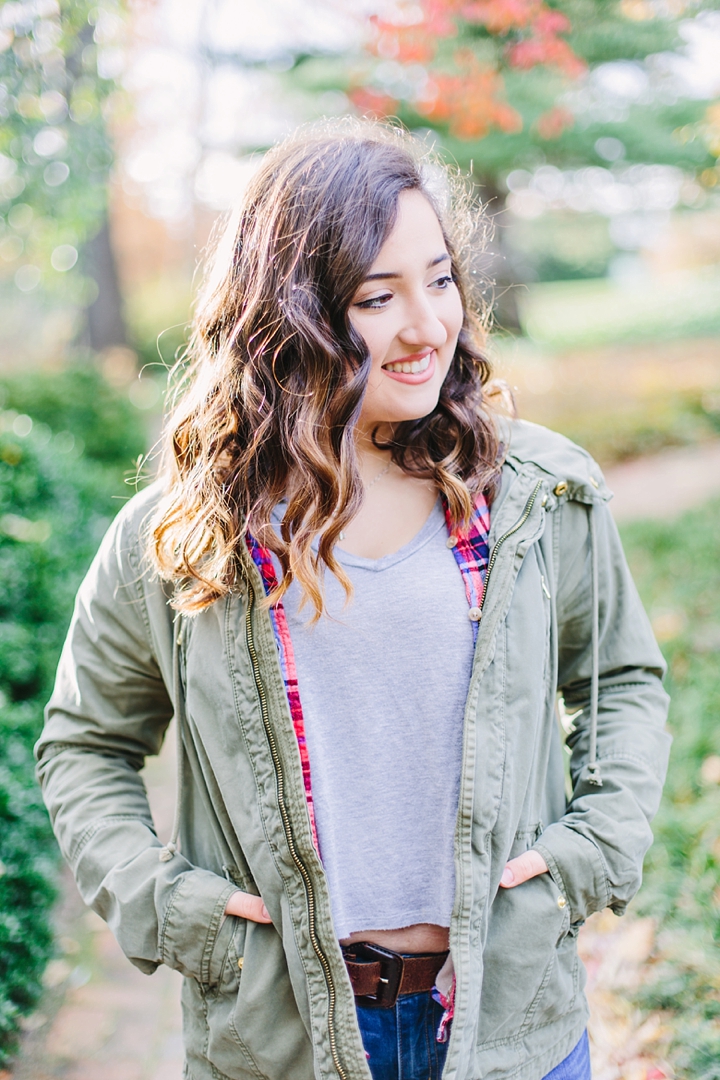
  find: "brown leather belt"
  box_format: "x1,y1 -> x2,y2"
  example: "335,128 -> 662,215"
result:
342,942 -> 449,1009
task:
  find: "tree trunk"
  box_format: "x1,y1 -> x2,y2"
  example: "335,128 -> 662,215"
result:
475,178 -> 522,334
83,217 -> 128,352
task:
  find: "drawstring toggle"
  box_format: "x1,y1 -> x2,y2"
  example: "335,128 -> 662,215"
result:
587,764 -> 603,787
159,841 -> 177,862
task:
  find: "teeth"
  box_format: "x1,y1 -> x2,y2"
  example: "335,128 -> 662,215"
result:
384,353 -> 432,374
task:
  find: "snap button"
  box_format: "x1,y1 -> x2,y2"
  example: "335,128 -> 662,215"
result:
446,535 -> 458,549
468,607 -> 482,622
589,476 -> 599,489
557,896 -> 567,909
554,481 -> 569,497
238,957 -> 244,970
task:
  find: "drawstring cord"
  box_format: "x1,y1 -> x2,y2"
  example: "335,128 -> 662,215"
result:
159,617 -> 186,861
587,504 -> 603,787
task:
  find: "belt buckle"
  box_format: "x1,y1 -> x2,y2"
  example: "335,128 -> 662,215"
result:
347,942 -> 405,1009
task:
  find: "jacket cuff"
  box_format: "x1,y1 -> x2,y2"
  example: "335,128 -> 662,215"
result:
160,869 -> 238,985
533,824 -> 611,923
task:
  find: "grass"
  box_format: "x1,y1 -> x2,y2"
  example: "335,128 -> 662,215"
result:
620,500 -> 720,1079
518,268 -> 720,352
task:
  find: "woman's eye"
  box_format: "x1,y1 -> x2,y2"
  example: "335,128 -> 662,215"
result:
355,292 -> 392,310
432,274 -> 454,289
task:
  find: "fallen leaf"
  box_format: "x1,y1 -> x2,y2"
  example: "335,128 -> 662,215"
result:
651,610 -> 687,642
43,959 -> 71,988
700,755 -> 720,785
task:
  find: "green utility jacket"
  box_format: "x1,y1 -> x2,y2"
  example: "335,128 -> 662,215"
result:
37,420 -> 671,1080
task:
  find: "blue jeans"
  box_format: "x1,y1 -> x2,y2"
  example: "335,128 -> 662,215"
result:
356,995 -> 592,1080
544,1030 -> 592,1080
356,991 -> 448,1080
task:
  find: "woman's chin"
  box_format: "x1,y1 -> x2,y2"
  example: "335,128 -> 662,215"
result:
360,390 -> 444,430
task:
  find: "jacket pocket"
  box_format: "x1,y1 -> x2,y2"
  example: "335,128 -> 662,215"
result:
477,864 -> 578,1049
205,912 -> 246,994
199,916 -> 268,1080
200,920 -> 315,1080
182,914 -> 263,1080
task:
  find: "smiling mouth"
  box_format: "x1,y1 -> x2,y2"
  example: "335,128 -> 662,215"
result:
382,351 -> 433,375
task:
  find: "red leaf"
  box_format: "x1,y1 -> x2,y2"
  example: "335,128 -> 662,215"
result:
461,0 -> 540,32
348,87 -> 399,120
535,105 -> 574,139
534,9 -> 571,34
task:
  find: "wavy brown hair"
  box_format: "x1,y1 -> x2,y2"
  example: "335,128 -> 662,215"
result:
150,119 -> 500,617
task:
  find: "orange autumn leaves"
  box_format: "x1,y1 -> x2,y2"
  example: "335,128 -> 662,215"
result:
350,0 -> 586,141
417,53 -> 524,139
368,0 -> 585,75
505,8 -> 585,76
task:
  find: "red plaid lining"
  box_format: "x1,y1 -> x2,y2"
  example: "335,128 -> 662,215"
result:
245,490 -> 491,853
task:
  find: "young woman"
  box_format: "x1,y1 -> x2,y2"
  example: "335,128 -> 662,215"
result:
37,121 -> 671,1080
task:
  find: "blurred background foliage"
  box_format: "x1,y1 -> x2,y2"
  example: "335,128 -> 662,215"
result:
623,503 -> 720,1078
295,0 -> 720,321
304,0 -> 718,179
0,366 -> 144,1064
0,0 -> 719,1073
0,0 -> 126,348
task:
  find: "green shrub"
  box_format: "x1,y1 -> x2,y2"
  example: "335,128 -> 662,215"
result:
0,364 -> 146,1065
0,361 -> 146,467
0,703 -> 57,1052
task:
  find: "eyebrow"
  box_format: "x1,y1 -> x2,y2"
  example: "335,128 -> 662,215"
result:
363,252 -> 451,282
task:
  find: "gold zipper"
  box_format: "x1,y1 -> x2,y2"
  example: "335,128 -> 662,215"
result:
478,479 -> 544,614
244,580 -> 348,1080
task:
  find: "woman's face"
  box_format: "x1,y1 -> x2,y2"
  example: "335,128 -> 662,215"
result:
348,189 -> 464,437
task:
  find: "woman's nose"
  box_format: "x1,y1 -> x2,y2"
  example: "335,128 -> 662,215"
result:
398,295 -> 448,350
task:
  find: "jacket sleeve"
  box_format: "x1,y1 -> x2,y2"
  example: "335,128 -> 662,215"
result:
35,499 -> 237,982
533,496 -> 671,923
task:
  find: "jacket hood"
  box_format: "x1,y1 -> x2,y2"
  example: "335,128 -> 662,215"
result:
503,419 -> 612,507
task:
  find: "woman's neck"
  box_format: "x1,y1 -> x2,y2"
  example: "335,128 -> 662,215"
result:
333,431 -> 437,560
353,426 -> 394,488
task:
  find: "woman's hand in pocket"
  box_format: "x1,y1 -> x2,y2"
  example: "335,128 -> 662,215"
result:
224,890 -> 272,922
499,850 -> 548,889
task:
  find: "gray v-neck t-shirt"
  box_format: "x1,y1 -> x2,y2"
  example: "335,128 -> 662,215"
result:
275,501 -> 475,940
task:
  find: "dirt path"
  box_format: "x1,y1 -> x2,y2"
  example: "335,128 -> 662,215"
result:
4,744 -> 183,1080
604,438 -> 720,523
8,438 -> 720,1080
